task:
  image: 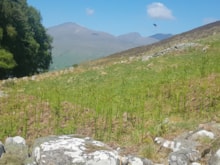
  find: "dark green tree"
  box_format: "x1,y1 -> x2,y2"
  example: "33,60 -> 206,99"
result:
0,0 -> 52,78
0,49 -> 17,78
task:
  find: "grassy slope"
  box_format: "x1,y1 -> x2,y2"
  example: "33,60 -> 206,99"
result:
0,30 -> 220,161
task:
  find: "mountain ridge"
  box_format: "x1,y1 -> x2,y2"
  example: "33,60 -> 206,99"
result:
47,22 -> 171,70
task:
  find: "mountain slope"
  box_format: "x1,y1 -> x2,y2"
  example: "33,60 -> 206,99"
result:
117,32 -> 158,45
47,22 -> 160,70
150,33 -> 172,40
1,21 -> 220,164
105,21 -> 220,59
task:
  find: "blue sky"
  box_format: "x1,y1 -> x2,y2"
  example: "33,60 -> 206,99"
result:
27,0 -> 220,37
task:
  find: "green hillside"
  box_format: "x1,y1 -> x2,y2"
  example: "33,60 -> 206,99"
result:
0,21 -> 220,161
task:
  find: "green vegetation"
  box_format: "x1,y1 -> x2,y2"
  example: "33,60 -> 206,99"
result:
0,49 -> 17,77
0,0 -> 52,79
0,34 -> 220,161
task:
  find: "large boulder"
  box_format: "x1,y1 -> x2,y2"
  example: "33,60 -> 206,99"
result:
26,134 -> 153,165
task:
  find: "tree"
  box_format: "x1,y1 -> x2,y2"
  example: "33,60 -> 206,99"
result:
0,0 -> 52,78
0,49 -> 17,78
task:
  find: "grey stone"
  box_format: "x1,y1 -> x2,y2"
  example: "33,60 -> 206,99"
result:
0,136 -> 28,165
5,136 -> 26,145
0,142 -> 5,158
208,149 -> 220,165
190,130 -> 215,140
154,137 -> 198,152
27,134 -> 153,165
168,149 -> 200,165
126,155 -> 154,165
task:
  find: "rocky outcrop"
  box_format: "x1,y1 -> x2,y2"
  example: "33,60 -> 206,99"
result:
1,122 -> 220,164
141,42 -> 201,62
155,122 -> 220,165
25,135 -> 153,165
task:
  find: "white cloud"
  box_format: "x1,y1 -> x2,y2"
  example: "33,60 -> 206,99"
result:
147,2 -> 175,20
203,17 -> 218,24
86,8 -> 95,15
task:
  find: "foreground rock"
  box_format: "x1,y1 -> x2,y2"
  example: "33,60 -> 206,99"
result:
155,121 -> 220,165
25,134 -> 153,165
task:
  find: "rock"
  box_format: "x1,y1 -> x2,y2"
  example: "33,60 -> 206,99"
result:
155,137 -> 182,152
208,149 -> 220,165
191,130 -> 215,140
155,122 -> 220,164
0,136 -> 28,165
5,136 -> 26,145
168,149 -> 200,165
126,155 -> 154,165
154,137 -> 198,152
27,134 -> 153,165
0,142 -> 5,158
30,135 -> 118,165
191,163 -> 201,165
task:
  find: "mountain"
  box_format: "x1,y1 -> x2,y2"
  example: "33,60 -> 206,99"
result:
47,22 -> 169,70
117,32 -> 158,45
150,33 -> 172,40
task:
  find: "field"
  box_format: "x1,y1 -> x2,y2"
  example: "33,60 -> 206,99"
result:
0,34 -> 220,161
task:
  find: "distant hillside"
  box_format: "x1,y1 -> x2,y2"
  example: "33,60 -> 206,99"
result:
105,21 -> 220,59
150,33 -> 172,40
117,32 -> 160,45
47,22 -> 170,70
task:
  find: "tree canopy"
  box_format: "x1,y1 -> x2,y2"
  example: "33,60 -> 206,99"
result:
0,0 -> 52,79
